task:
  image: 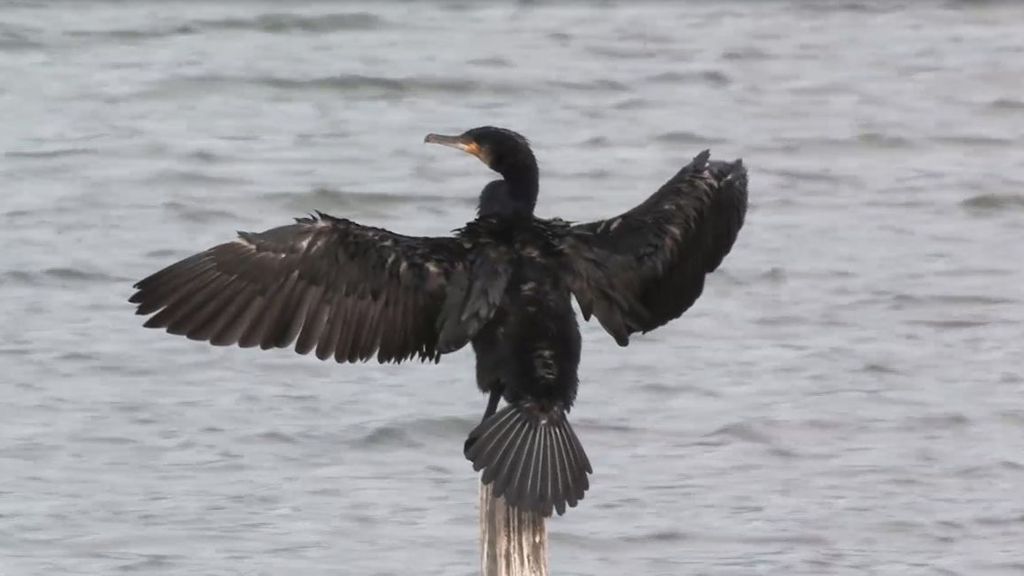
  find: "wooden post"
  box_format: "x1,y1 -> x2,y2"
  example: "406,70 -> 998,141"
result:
479,482 -> 548,576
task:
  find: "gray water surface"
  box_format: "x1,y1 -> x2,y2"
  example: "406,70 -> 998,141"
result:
2,1 -> 1023,574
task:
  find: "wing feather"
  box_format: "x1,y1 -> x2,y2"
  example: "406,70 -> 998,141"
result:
130,213 -> 472,363
562,151 -> 748,345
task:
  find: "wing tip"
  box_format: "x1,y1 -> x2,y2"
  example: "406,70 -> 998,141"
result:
694,149 -> 711,168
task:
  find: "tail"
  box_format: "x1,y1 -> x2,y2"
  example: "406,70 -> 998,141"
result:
465,401 -> 592,516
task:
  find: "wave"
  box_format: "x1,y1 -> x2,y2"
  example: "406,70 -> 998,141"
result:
547,78 -> 630,92
148,73 -> 517,99
67,12 -> 383,41
262,187 -> 474,211
766,167 -> 860,185
404,414 -> 476,438
5,148 -> 97,159
861,362 -> 902,375
466,56 -> 514,68
146,169 -> 250,186
353,425 -> 422,449
260,74 -> 475,93
933,134 -> 1015,147
611,97 -> 649,110
961,193 -> 1024,211
67,24 -> 199,41
721,46 -> 771,61
0,25 -> 44,50
857,131 -> 915,149
1,267 -> 126,286
162,201 -> 237,224
703,421 -> 773,445
908,412 -> 971,430
646,70 -> 732,87
653,130 -> 728,146
910,318 -> 992,329
989,98 -> 1024,111
202,12 -> 382,34
585,45 -> 660,60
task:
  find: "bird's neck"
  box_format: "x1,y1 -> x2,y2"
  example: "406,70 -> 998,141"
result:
478,168 -> 538,220
505,163 -> 539,213
495,157 -> 539,217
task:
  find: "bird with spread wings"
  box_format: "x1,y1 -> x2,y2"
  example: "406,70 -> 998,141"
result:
130,126 -> 748,516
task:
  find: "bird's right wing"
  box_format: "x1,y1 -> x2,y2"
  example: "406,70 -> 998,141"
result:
560,151 -> 748,345
130,212 -> 496,363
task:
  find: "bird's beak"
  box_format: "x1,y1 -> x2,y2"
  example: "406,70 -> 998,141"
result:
424,133 -> 489,164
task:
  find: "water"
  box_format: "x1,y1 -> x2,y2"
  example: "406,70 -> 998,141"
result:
2,1 -> 1023,574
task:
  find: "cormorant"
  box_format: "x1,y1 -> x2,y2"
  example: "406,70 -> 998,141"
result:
129,126 -> 748,517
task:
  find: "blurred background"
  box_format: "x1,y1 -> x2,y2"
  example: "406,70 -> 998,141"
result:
2,1 -> 1022,574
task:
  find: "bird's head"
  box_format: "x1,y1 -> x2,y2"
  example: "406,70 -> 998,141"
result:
425,126 -> 539,218
425,126 -> 537,182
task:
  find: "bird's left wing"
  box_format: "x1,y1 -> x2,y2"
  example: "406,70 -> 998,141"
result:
560,151 -> 748,345
130,212 -> 477,363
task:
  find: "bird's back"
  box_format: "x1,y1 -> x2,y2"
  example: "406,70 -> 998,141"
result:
467,219 -> 581,409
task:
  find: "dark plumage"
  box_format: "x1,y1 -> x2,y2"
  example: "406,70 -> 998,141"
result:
129,126 -> 748,516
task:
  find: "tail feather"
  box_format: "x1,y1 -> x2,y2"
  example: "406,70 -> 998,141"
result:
465,401 -> 591,516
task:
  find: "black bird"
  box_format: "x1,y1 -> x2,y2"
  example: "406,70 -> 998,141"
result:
129,126 -> 748,516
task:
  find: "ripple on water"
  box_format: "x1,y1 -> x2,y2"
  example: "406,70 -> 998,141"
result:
909,318 -> 993,330
262,187 -> 473,214
577,135 -> 611,148
132,73 -> 520,102
0,267 -> 124,286
759,267 -> 787,283
765,167 -> 862,186
118,553 -> 185,572
244,430 -> 300,445
645,70 -> 732,87
144,248 -> 188,260
611,97 -> 650,110
5,148 -> 98,159
0,25 -> 44,50
653,130 -> 729,146
162,201 -> 237,224
621,529 -> 690,544
907,412 -> 971,431
584,45 -> 660,60
67,12 -> 383,41
721,46 -> 772,61
185,149 -> 232,164
890,292 -> 1018,308
354,425 -> 422,449
466,56 -> 514,68
961,193 -> 1024,212
67,24 -> 199,40
80,435 -> 138,446
146,169 -> 250,187
860,362 -> 903,375
547,78 -> 630,93
933,134 -> 1016,147
989,97 -> 1024,111
403,415 -> 476,439
200,12 -> 383,33
857,131 -> 916,149
703,422 -> 774,445
56,351 -> 99,363
259,74 -> 480,94
146,74 -> 521,100
638,381 -> 720,398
